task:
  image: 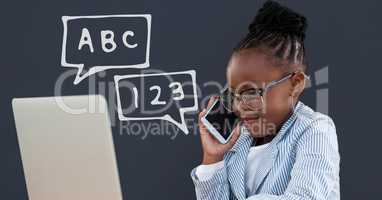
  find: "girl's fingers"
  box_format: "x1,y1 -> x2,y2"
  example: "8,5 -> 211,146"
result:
199,95 -> 218,125
198,108 -> 207,120
206,95 -> 218,109
199,96 -> 217,136
198,109 -> 213,139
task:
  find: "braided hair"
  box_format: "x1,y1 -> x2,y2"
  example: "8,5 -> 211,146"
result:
234,0 -> 308,68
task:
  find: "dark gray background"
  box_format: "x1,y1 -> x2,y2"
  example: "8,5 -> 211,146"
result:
1,0 -> 381,199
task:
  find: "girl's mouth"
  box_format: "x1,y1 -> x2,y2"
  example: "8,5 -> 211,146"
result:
241,115 -> 261,125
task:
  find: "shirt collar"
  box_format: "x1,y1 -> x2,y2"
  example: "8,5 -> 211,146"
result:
229,101 -> 303,152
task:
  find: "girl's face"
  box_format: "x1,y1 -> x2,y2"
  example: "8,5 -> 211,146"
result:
226,49 -> 301,137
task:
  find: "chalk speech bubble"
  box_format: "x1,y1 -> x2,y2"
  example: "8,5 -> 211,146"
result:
61,14 -> 152,85
114,70 -> 198,134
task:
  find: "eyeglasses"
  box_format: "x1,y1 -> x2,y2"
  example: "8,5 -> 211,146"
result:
220,71 -> 310,112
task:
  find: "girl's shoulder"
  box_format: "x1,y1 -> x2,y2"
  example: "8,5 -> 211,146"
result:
286,101 -> 337,146
294,101 -> 336,131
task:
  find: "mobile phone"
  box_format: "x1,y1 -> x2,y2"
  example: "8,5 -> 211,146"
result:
201,98 -> 240,144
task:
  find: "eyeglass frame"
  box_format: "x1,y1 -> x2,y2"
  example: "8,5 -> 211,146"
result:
220,71 -> 310,111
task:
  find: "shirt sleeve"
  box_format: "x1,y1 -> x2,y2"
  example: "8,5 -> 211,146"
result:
195,161 -> 225,181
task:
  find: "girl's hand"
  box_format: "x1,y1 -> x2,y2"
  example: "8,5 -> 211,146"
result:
198,96 -> 241,165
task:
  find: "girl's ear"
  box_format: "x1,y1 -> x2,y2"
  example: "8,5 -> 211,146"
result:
290,71 -> 306,97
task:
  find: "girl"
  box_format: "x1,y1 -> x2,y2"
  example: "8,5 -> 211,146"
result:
190,1 -> 340,200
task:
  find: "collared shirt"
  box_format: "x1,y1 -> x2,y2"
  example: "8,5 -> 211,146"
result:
191,101 -> 341,200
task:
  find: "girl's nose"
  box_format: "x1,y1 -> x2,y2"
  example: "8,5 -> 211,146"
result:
234,100 -> 264,118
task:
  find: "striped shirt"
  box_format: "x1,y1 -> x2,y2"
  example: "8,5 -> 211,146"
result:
190,101 -> 340,200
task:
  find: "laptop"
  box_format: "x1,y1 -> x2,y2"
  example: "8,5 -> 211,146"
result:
12,95 -> 122,200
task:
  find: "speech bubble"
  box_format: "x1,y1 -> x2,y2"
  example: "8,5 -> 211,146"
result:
61,14 -> 152,84
114,70 -> 198,134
